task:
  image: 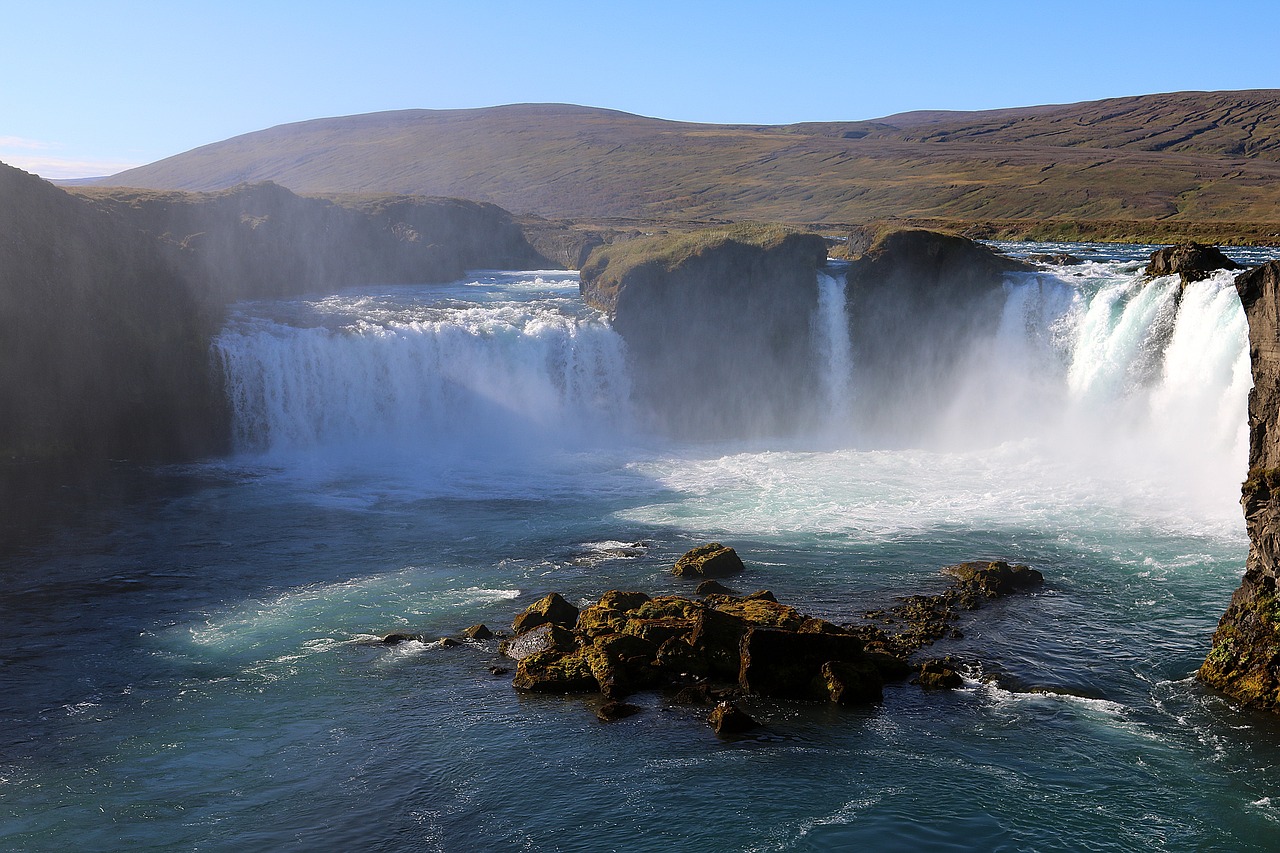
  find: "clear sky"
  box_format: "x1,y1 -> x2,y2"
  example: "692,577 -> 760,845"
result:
2,0 -> 1276,179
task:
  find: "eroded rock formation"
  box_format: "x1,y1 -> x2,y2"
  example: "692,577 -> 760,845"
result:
579,224 -> 829,437
1145,241 -> 1241,284
0,163 -> 546,464
1201,261 -> 1280,709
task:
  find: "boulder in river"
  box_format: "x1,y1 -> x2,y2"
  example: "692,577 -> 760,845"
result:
708,700 -> 760,735
1144,242 -> 1242,284
672,543 -> 745,578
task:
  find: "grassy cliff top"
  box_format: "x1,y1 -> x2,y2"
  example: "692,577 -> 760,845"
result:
581,223 -> 813,278
578,224 -> 828,314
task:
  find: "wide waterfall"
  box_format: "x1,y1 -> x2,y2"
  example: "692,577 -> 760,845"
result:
215,272 -> 633,463
12,249 -> 1280,852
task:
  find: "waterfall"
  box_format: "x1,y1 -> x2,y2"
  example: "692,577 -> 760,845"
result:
215,265 -> 1249,495
812,269 -> 854,422
214,279 -> 633,460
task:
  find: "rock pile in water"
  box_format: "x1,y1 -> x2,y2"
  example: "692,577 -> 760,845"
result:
378,545 -> 1046,734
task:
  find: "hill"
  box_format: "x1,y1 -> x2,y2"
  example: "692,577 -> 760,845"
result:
98,92 -> 1280,231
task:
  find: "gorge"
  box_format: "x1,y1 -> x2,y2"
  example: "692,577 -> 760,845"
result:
3,145 -> 1280,847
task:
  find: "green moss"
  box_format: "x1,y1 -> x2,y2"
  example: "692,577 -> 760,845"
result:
580,223 -> 817,292
1243,467 -> 1280,500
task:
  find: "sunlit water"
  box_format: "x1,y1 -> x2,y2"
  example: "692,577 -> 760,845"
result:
6,252 -> 1280,851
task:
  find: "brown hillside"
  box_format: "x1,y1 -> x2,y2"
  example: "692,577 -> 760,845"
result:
99,93 -> 1280,227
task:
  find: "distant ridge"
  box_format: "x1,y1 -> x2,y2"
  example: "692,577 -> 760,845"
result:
101,91 -> 1280,225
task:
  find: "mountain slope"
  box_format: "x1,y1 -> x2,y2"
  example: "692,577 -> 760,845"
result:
101,92 -> 1280,225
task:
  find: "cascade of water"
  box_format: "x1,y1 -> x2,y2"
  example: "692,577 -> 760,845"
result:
812,270 -> 854,421
215,291 -> 632,459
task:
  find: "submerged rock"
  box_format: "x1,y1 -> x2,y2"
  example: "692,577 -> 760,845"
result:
381,632 -> 424,645
1144,242 -> 1242,284
596,700 -> 642,722
708,701 -> 759,735
1028,252 -> 1085,265
673,543 -> 745,578
462,624 -> 494,640
859,559 -> 1044,658
695,579 -> 734,596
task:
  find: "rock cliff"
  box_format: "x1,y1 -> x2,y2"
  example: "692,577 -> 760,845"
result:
1201,260 -> 1280,708
839,229 -> 1034,441
0,163 -> 546,464
1144,241 -> 1242,284
579,224 -> 829,437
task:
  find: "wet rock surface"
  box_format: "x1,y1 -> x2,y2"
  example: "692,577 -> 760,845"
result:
672,543 -> 745,578
1144,241 -> 1242,284
1201,261 -> 1280,710
377,548 -> 1044,736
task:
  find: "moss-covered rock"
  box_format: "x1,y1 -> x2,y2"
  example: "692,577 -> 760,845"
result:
512,592 -> 580,634
941,560 -> 1044,601
672,543 -> 745,578
917,658 -> 964,690
512,647 -> 599,693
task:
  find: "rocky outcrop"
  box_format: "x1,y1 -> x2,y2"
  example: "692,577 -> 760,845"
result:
672,543 -> 745,579
837,229 -> 1034,442
0,163 -> 220,463
1201,261 -> 1280,709
1145,242 -> 1242,284
74,182 -> 547,307
508,587 -> 894,705
511,592 -> 580,634
859,559 -> 1044,659
0,164 -> 547,466
579,224 -> 829,438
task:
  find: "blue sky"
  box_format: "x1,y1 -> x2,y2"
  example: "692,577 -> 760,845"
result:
2,0 -> 1276,178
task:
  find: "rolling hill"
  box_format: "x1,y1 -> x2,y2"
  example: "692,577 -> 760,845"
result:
99,92 -> 1280,230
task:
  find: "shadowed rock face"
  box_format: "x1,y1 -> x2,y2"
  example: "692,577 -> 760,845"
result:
1201,261 -> 1280,709
579,225 -> 1031,442
0,164 -> 546,464
840,229 -> 1033,442
0,163 -> 221,462
580,225 -> 830,438
1144,242 -> 1242,284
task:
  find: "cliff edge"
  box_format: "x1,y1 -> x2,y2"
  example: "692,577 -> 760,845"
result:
580,224 -> 829,437
1,164 -> 547,463
1201,260 -> 1280,708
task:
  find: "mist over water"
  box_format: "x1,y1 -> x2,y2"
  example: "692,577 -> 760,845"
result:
8,254 -> 1280,851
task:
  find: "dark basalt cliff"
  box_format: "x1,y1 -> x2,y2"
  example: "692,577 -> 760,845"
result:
1201,260 -> 1280,708
580,225 -> 829,437
579,224 -> 1030,440
840,229 -> 1034,441
0,163 -> 545,463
